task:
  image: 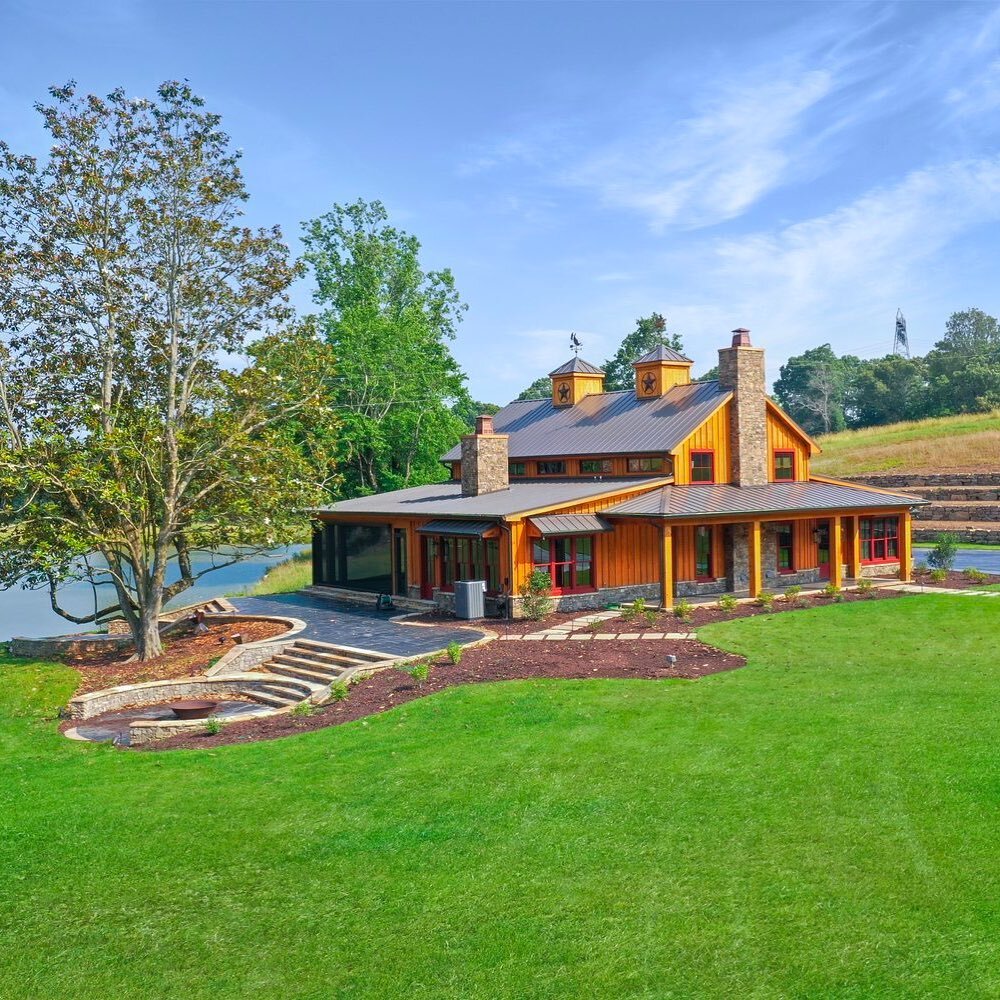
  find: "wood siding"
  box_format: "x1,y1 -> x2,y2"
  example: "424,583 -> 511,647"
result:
672,524 -> 724,581
673,402 -> 731,485
767,406 -> 812,481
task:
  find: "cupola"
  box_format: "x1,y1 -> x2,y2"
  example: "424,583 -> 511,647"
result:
632,344 -> 693,399
548,357 -> 605,408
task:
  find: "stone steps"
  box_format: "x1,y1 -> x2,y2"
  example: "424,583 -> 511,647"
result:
268,660 -> 344,685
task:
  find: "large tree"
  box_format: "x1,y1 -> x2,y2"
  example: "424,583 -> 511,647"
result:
601,312 -> 684,391
846,355 -> 928,428
772,344 -> 858,435
0,82 -> 337,659
926,308 -> 1000,414
302,200 -> 469,496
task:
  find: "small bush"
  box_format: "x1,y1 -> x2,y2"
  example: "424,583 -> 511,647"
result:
400,660 -> 431,687
755,591 -> 775,613
291,700 -> 315,718
585,620 -> 603,633
822,583 -> 841,598
927,532 -> 958,573
673,598 -> 694,620
642,609 -> 658,627
963,567 -> 989,584
783,585 -> 802,606
856,578 -> 875,598
204,716 -> 224,736
446,641 -> 463,665
832,593 -> 845,603
519,569 -> 554,621
328,680 -> 350,702
716,593 -> 738,614
929,567 -> 948,583
913,562 -> 930,578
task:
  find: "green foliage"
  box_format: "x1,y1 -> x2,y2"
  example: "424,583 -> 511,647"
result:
783,585 -> 803,606
585,620 -> 603,633
248,551 -> 312,596
822,583 -> 842,598
927,533 -> 958,572
755,591 -> 776,613
773,344 -> 856,435
717,593 -> 738,613
0,82 -> 337,659
673,598 -> 694,621
204,716 -> 224,736
291,700 -> 316,718
519,569 -> 554,621
446,641 -> 463,665
452,398 -> 501,430
929,568 -> 948,583
847,355 -> 928,428
643,609 -> 658,627
301,199 -> 469,496
516,376 -> 551,401
926,308 -> 1000,414
962,568 -> 989,584
401,659 -> 431,687
328,680 -> 350,702
856,578 -> 875,598
601,313 -> 684,392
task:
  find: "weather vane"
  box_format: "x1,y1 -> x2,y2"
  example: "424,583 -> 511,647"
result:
570,332 -> 582,356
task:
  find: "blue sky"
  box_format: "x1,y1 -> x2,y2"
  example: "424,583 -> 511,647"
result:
2,1 -> 1000,401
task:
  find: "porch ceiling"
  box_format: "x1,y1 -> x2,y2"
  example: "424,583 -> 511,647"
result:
605,479 -> 927,520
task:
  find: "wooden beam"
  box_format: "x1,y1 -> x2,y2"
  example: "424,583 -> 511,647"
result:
899,510 -> 912,582
845,515 -> 861,580
748,520 -> 762,597
660,524 -> 674,609
830,516 -> 843,588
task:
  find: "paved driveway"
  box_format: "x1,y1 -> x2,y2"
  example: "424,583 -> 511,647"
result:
914,546 -> 1000,573
230,593 -> 488,657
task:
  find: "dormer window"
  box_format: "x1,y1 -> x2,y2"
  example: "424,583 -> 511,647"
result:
509,461 -> 527,477
627,456 -> 665,473
690,450 -> 715,483
537,460 -> 566,476
580,458 -> 612,474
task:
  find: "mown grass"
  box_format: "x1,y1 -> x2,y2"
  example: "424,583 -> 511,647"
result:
2,595 -> 1000,998
813,411 -> 1000,475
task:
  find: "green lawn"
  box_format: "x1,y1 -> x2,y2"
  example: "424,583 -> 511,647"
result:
2,596 -> 1000,998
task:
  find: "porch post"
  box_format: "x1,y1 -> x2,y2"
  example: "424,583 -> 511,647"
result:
846,515 -> 861,580
748,520 -> 762,597
660,523 -> 674,609
830,516 -> 843,589
899,510 -> 912,582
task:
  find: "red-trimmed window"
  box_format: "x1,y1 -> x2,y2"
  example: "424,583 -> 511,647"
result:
773,450 -> 795,481
861,517 -> 899,564
531,535 -> 595,594
439,537 -> 500,594
695,526 -> 713,580
536,460 -> 566,476
690,450 -> 715,483
776,522 -> 794,573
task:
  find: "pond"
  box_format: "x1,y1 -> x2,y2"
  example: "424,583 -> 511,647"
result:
0,545 -> 307,642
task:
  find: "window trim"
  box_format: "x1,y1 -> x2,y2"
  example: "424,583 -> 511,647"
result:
531,534 -> 596,595
536,460 -> 567,476
773,449 -> 795,481
579,458 -> 613,475
508,461 -> 527,477
436,535 -> 501,595
689,449 -> 716,484
775,521 -> 795,574
694,525 -> 714,582
860,516 -> 900,565
626,455 -> 666,474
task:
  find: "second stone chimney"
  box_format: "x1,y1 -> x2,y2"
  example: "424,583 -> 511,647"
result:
461,415 -> 510,496
718,328 -> 767,487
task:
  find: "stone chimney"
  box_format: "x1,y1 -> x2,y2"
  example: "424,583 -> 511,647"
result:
461,415 -> 510,496
717,328 -> 767,487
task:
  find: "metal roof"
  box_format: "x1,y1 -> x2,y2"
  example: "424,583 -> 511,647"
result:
417,519 -> 497,537
605,479 -> 928,520
441,380 -> 731,462
548,357 -> 605,376
318,477 -> 667,519
634,345 -> 693,365
529,514 -> 612,536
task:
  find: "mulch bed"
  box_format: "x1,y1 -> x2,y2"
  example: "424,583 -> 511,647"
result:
910,570 -> 1000,589
65,620 -> 289,695
141,638 -> 746,751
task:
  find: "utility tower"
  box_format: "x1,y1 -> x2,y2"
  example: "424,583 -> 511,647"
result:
892,308 -> 910,357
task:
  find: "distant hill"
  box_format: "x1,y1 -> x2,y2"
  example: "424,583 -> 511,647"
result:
812,412 -> 1000,478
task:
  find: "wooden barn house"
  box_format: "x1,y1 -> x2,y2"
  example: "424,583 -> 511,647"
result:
312,330 -> 927,616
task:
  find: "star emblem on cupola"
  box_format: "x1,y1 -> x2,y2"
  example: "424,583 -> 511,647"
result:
641,372 -> 657,395
558,382 -> 570,402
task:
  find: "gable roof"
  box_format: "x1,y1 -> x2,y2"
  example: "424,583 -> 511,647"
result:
441,380 -> 732,462
317,477 -> 668,520
548,357 -> 605,376
765,398 -> 821,456
634,345 -> 693,365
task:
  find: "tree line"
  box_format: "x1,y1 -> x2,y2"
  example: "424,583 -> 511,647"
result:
773,310 -> 1000,436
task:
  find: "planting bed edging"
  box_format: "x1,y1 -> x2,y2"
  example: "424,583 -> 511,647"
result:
200,613 -> 306,676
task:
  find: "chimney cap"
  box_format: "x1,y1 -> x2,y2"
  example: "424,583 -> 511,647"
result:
730,328 -> 752,347
475,414 -> 495,435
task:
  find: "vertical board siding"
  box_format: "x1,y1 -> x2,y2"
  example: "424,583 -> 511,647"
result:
673,403 -> 731,484
767,408 -> 811,480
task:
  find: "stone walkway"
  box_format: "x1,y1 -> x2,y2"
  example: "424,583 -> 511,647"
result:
498,608 -> 697,642
889,584 -> 1000,598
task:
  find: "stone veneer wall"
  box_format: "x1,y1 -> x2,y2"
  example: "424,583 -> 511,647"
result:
460,433 -> 509,496
437,583 -> 662,618
762,524 -> 822,588
843,473 -> 1000,488
10,633 -> 134,658
717,345 -> 768,487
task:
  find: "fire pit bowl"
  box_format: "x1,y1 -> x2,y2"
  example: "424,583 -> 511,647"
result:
166,699 -> 218,720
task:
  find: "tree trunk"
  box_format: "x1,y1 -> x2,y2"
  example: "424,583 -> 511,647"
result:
135,602 -> 164,660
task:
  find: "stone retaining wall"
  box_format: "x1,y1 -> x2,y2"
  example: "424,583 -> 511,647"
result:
10,633 -> 134,659
842,473 -> 1000,488
914,527 -> 1000,544
914,505 -> 1000,522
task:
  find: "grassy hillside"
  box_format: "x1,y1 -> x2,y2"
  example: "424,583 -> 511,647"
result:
812,411 -> 1000,476
4,595 -> 1000,997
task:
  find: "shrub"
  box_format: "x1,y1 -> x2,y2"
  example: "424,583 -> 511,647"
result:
783,585 -> 802,607
927,532 -> 958,573
446,641 -> 463,665
673,598 -> 694,621
328,680 -> 350,702
755,591 -> 775,613
963,567 -> 989,585
929,567 -> 948,583
519,569 -> 554,621
400,660 -> 431,687
913,562 -> 930,578
822,583 -> 841,599
204,716 -> 224,736
643,609 -> 658,627
856,578 -> 875,598
716,593 -> 738,614
585,620 -> 603,633
291,700 -> 315,718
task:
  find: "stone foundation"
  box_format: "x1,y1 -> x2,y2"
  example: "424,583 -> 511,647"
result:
675,578 -> 727,597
